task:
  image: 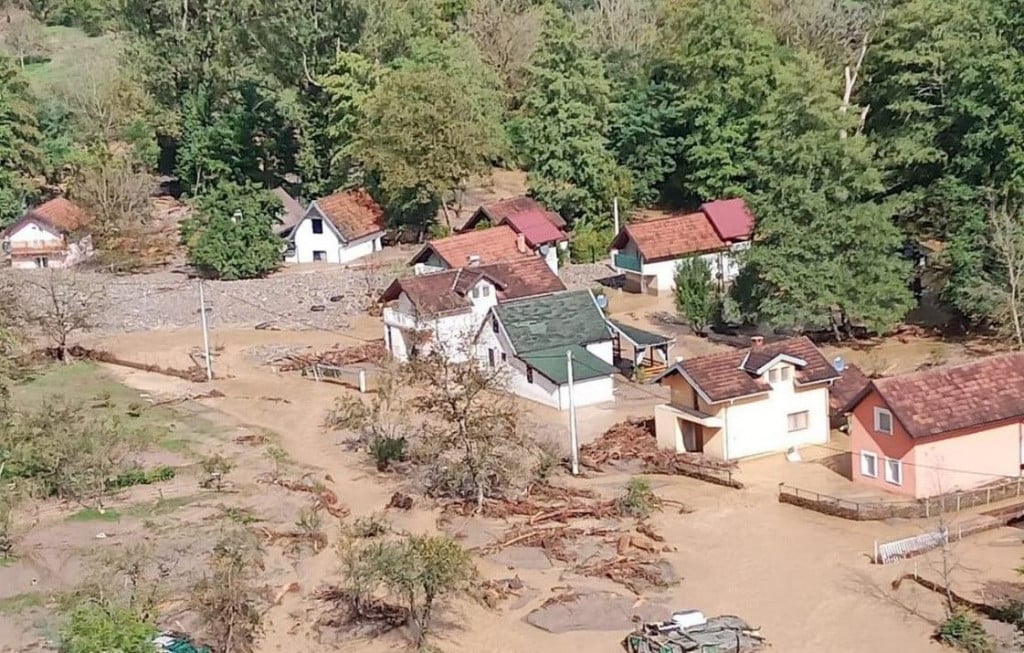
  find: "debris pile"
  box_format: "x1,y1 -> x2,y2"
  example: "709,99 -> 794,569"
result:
257,474 -> 350,518
314,586 -> 407,639
275,341 -> 387,371
256,525 -> 328,552
622,614 -> 766,653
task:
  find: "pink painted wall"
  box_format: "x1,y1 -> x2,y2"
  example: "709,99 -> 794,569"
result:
850,388 -> 1023,498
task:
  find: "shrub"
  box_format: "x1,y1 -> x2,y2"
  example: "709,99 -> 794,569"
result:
369,436 -> 407,472
936,610 -> 994,653
199,455 -> 233,491
106,466 -> 175,490
618,476 -> 658,519
60,601 -> 156,653
349,513 -> 390,538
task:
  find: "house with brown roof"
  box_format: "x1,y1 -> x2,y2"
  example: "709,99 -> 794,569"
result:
1,197 -> 94,269
408,225 -> 540,273
459,196 -> 568,273
379,257 -> 567,362
609,198 -> 755,294
285,189 -> 385,264
847,354 -> 1024,498
652,336 -> 839,461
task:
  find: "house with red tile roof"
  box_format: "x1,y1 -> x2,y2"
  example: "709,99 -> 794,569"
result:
1,197 -> 95,269
379,257 -> 567,362
459,195 -> 568,273
609,198 -> 755,294
409,225 -> 542,272
652,336 -> 839,460
846,354 -> 1024,498
285,189 -> 386,264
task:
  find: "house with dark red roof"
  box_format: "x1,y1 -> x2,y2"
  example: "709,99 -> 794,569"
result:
379,257 -> 567,362
459,195 -> 568,273
608,198 -> 755,294
846,354 -> 1024,498
285,189 -> 386,264
1,197 -> 95,269
652,336 -> 839,460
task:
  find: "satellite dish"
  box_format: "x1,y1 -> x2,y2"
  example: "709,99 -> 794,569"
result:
832,356 -> 846,372
595,295 -> 608,310
539,244 -> 551,255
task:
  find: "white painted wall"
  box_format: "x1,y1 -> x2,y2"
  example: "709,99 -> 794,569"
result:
610,235 -> 745,293
720,365 -> 830,459
5,220 -> 92,268
541,246 -> 559,275
384,280 -> 499,363
289,206 -> 382,264
584,339 -> 614,365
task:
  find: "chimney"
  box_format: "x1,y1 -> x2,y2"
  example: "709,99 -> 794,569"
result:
516,232 -> 528,254
675,356 -> 684,363
750,336 -> 764,348
467,254 -> 481,267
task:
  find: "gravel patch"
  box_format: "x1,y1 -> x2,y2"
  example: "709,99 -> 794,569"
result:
562,263 -> 619,289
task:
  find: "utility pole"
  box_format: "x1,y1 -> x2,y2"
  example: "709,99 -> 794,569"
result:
566,349 -> 580,476
613,197 -> 620,235
198,279 -> 213,381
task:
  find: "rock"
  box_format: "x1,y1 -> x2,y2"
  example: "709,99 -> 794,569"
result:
329,294 -> 345,302
310,305 -> 326,312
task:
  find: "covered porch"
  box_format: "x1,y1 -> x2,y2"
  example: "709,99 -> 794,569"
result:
654,403 -> 723,456
607,319 -> 674,382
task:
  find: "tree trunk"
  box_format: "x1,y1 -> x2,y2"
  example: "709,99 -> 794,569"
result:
839,37 -> 869,139
440,201 -> 454,232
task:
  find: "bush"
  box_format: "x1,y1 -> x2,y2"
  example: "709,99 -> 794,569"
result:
618,476 -> 658,519
60,601 -> 156,653
674,257 -> 719,335
106,466 -> 175,490
936,610 -> 994,653
369,436 -> 407,471
199,455 -> 233,491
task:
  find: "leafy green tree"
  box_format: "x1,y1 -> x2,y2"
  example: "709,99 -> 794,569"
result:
183,181 -> 282,280
353,38 -> 504,229
673,257 -> 718,334
0,56 -> 41,225
513,10 -> 628,225
61,602 -> 157,653
741,54 -> 913,336
322,51 -> 382,190
569,220 -> 613,263
354,0 -> 461,63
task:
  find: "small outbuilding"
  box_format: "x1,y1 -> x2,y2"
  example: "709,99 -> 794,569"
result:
285,189 -> 385,264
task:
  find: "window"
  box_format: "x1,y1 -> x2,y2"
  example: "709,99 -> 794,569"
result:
787,411 -> 809,432
860,451 -> 878,478
768,368 -> 780,383
492,317 -> 499,333
780,366 -> 791,381
885,458 -> 903,486
768,366 -> 790,383
481,285 -> 491,297
471,287 -> 480,299
874,407 -> 893,435
526,367 -> 534,384
501,352 -> 507,363
313,250 -> 327,262
311,218 -> 324,234
34,256 -> 48,268
487,349 -> 496,368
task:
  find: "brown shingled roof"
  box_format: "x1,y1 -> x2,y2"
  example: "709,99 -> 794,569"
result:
312,189 -> 385,241
661,336 -> 839,403
26,197 -> 92,234
410,225 -> 531,268
870,353 -> 1024,438
829,364 -> 871,417
463,195 -> 567,231
380,257 -> 566,317
610,212 -> 725,262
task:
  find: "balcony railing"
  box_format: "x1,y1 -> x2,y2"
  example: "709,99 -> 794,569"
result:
382,307 -> 419,331
613,252 -> 642,273
5,239 -> 67,255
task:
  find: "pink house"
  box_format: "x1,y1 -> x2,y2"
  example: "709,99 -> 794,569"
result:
847,354 -> 1024,498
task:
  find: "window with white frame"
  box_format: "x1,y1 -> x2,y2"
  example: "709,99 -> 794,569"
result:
860,451 -> 878,478
787,411 -> 809,432
885,458 -> 902,486
471,287 -> 480,299
780,366 -> 791,381
874,407 -> 893,435
481,285 -> 490,297
768,368 -> 780,383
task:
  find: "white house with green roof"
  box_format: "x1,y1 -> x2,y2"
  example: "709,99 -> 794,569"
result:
476,289 -> 617,410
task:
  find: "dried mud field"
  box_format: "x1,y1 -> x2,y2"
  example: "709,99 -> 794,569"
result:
1,312 -> 1021,653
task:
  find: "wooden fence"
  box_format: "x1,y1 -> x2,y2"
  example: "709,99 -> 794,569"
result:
778,477 -> 1024,521
659,458 -> 742,489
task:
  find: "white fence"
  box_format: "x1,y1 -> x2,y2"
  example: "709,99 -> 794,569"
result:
308,364 -> 368,393
875,529 -> 949,565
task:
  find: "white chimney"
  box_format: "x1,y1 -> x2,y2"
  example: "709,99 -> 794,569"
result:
515,233 -> 527,254
467,254 -> 481,267
751,336 -> 764,348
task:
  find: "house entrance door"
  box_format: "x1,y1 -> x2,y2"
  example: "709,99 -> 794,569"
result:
680,420 -> 696,452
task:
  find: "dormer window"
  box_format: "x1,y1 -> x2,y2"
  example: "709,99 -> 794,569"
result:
768,366 -> 791,383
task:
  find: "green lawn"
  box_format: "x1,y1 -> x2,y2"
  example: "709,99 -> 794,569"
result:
22,25 -> 120,93
0,592 -> 46,615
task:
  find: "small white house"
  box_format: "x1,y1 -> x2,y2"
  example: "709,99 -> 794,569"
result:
609,198 -> 755,294
285,189 -> 385,264
652,336 -> 839,461
476,289 -> 617,410
380,257 -> 566,362
1,197 -> 94,269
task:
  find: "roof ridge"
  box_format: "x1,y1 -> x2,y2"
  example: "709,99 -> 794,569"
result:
874,351 -> 1024,386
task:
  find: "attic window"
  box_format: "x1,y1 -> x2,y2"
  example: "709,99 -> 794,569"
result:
471,287 -> 480,299
526,367 -> 534,383
311,218 -> 324,234
492,317 -> 499,333
481,285 -> 491,297
874,407 -> 893,435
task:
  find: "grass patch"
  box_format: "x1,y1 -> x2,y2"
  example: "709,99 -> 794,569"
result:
66,508 -> 121,523
23,25 -> 120,93
123,495 -> 199,518
0,592 -> 46,615
0,555 -> 18,568
159,438 -> 193,454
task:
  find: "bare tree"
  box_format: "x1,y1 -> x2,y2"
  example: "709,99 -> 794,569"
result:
52,54 -> 152,142
1,13 -> 47,69
191,530 -> 265,653
574,0 -> 659,63
23,271 -> 105,363
461,0 -> 544,97
988,193 -> 1024,347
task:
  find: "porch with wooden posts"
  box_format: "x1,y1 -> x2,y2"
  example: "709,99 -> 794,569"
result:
607,319 -> 674,383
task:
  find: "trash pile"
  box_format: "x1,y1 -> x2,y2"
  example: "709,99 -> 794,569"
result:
622,611 -> 766,653
274,341 -> 386,371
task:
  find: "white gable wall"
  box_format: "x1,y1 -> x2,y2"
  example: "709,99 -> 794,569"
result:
289,205 -> 382,264
5,220 -> 84,269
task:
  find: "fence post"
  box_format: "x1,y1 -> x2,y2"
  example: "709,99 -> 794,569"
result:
987,488 -> 991,505
358,369 -> 367,393
956,495 -> 961,512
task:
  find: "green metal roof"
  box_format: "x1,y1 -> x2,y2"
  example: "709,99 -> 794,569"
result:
495,290 -> 610,353
520,344 -> 618,383
607,319 -> 673,347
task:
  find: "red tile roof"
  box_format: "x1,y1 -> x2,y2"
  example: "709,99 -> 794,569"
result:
20,197 -> 92,234
409,225 -> 532,268
381,257 -> 565,317
312,189 -> 385,241
463,195 -> 567,231
661,336 -> 839,403
829,364 -> 871,417
611,212 -> 725,262
504,211 -> 565,247
868,353 -> 1024,438
700,198 -> 755,242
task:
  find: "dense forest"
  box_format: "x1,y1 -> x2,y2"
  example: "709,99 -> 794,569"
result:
2,0 -> 1024,341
